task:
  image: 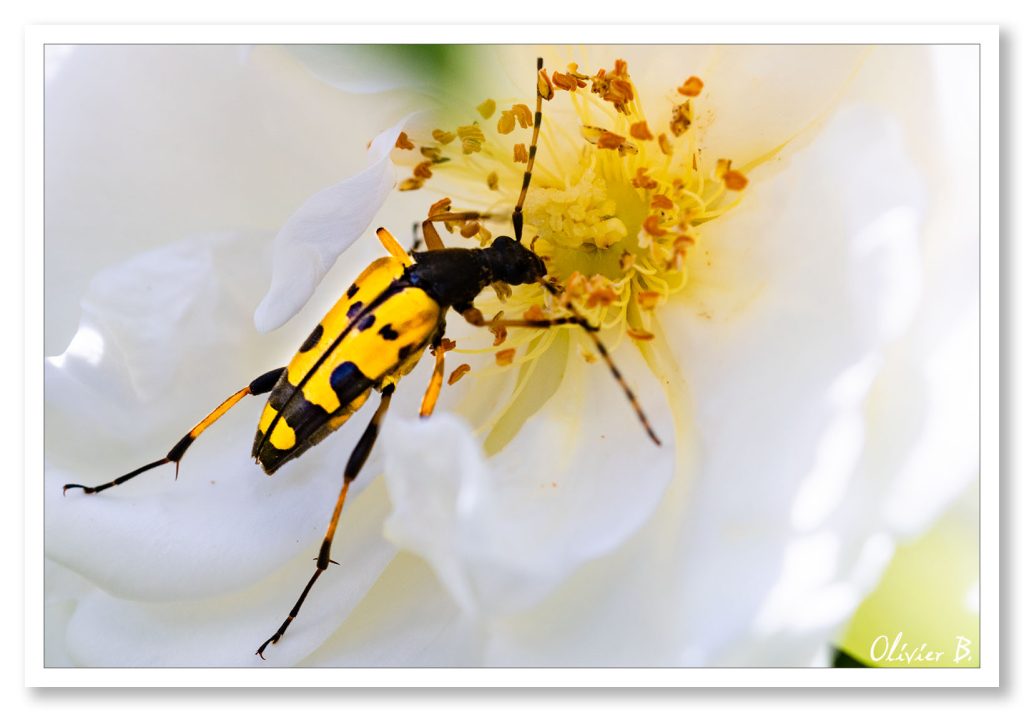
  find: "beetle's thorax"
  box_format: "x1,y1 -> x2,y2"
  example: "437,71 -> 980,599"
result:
407,236 -> 547,309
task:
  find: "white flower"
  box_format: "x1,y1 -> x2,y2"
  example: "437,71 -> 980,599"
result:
44,44 -> 978,667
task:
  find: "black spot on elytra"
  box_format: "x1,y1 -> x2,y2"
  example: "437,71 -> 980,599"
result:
346,301 -> 364,319
378,323 -> 399,341
398,343 -> 416,361
358,313 -> 376,330
299,324 -> 324,353
330,361 -> 372,406
346,283 -> 359,298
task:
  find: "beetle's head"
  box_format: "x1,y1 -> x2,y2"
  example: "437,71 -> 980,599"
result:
486,235 -> 547,285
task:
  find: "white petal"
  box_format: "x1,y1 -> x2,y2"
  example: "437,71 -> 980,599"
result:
475,45 -> 866,172
655,105 -> 942,664
253,119 -> 408,332
45,232 -> 272,471
697,45 -> 869,169
45,45 -> 404,354
299,553 -> 476,667
381,339 -> 675,618
58,479 -> 395,667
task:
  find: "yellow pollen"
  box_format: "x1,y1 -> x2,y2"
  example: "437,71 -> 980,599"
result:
642,215 -> 669,238
497,104 -> 533,135
476,98 -> 497,119
566,63 -> 588,84
632,167 -> 658,190
651,194 -> 674,211
724,170 -> 749,191
415,60 -> 754,375
432,129 -> 455,145
658,133 -> 673,155
715,159 -> 749,190
669,101 -> 692,136
420,146 -> 443,162
677,76 -> 704,97
448,363 -> 471,385
457,124 -> 485,154
552,70 -> 583,91
581,125 -> 637,155
523,304 -> 547,321
495,348 -> 516,366
395,132 -> 415,150
590,59 -> 635,114
637,291 -> 661,310
626,327 -> 655,341
629,121 -> 654,141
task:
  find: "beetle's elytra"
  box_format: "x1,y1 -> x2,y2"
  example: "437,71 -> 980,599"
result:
63,57 -> 659,659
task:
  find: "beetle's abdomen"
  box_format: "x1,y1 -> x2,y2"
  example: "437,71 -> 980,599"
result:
252,257 -> 442,474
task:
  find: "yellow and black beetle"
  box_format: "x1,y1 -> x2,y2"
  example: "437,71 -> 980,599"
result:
63,58 -> 660,659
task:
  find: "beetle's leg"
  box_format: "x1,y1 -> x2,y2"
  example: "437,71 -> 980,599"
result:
419,211 -> 495,252
460,306 -> 598,332
420,218 -> 445,251
419,339 -> 455,418
375,227 -> 414,267
409,222 -> 423,253
62,367 -> 285,495
256,383 -> 396,660
460,304 -> 661,446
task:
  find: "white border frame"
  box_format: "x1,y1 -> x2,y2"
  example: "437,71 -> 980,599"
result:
24,24 -> 1000,688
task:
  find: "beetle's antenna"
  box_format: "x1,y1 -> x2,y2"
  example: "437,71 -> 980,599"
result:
513,57 -> 550,243
537,278 -> 661,446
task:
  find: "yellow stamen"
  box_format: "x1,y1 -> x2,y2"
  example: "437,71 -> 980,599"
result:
629,121 -> 654,141
669,101 -> 692,136
658,133 -> 673,155
477,99 -> 496,119
432,129 -> 455,145
457,124 -> 485,154
677,76 -> 704,97
414,60 -> 753,378
448,364 -> 471,385
495,348 -> 516,366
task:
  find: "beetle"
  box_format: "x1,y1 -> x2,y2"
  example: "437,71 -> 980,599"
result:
63,57 -> 660,659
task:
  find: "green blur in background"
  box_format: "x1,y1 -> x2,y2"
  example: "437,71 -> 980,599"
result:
838,483 -> 980,668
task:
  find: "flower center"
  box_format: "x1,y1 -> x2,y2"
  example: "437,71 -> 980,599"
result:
394,58 -> 750,358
